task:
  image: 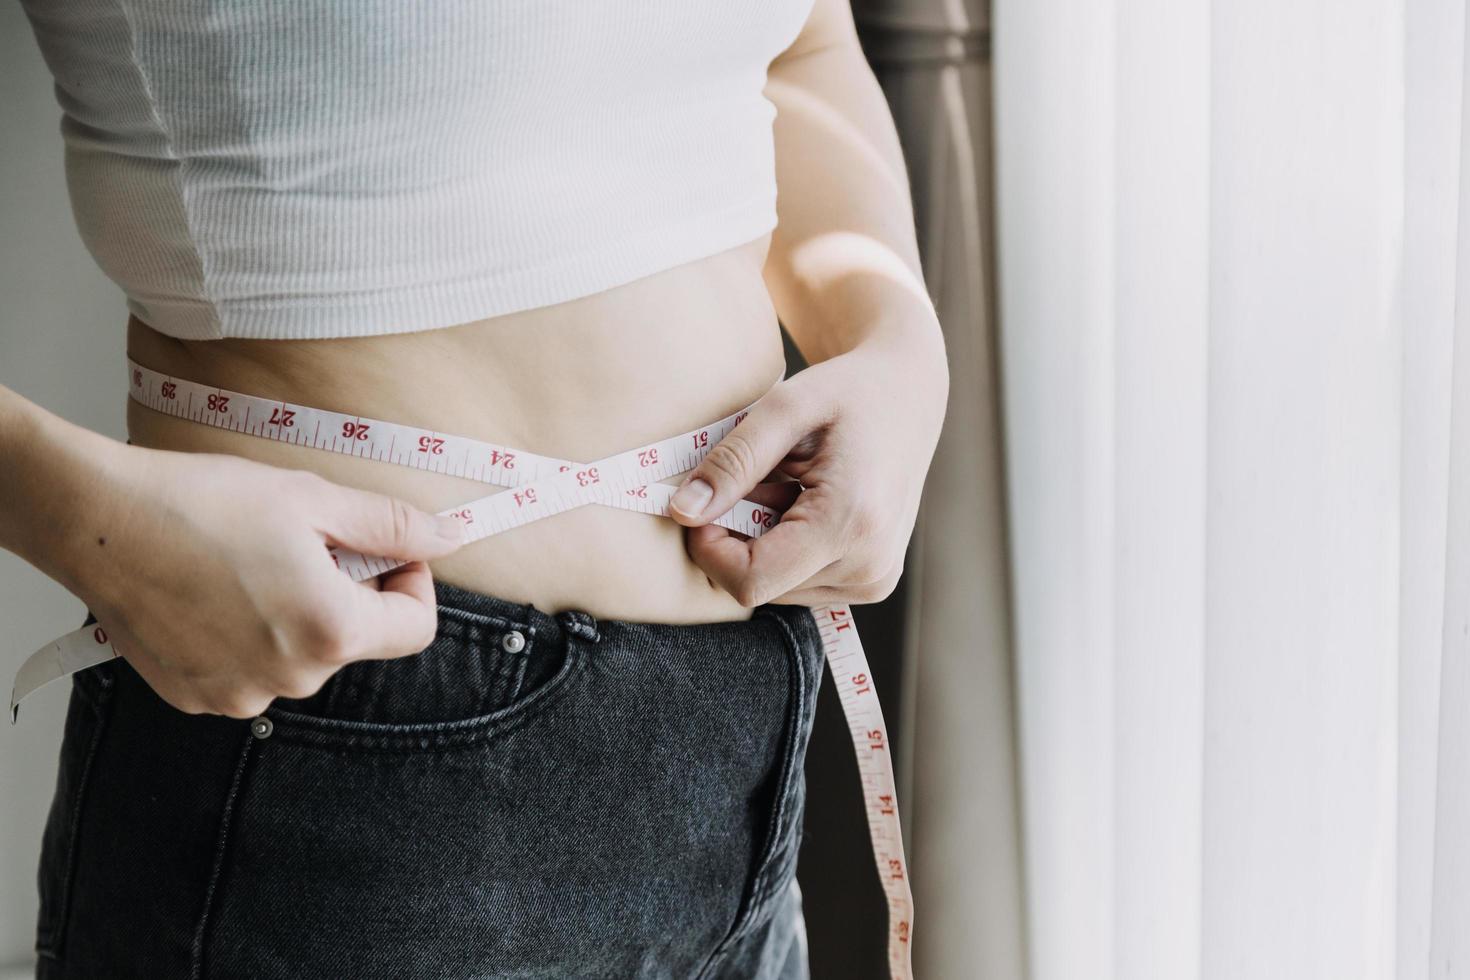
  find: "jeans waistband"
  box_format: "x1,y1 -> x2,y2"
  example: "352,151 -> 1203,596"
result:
432,577 -> 603,645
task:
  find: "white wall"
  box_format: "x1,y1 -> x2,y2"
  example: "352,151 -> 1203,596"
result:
0,3 -> 129,968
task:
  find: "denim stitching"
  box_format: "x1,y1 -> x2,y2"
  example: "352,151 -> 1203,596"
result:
34,678 -> 114,962
261,634 -> 587,753
742,607 -> 812,920
189,732 -> 256,980
435,604 -> 534,637
557,609 -> 601,643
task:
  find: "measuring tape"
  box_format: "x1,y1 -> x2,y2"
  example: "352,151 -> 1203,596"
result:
10,359 -> 915,977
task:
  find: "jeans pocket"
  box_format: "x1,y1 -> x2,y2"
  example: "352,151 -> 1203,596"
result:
34,663 -> 115,963
260,603 -> 587,750
193,630 -> 595,979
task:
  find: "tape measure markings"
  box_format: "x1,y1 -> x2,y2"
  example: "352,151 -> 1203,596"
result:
13,358 -> 914,978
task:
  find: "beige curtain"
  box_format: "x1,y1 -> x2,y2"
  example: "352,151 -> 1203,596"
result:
855,2 -> 1027,977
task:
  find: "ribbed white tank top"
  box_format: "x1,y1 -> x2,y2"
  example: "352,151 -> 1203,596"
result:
18,1 -> 814,340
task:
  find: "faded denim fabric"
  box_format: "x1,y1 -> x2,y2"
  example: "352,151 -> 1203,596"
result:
34,579 -> 824,979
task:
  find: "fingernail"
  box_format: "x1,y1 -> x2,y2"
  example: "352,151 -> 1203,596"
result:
671,477 -> 714,518
435,515 -> 465,541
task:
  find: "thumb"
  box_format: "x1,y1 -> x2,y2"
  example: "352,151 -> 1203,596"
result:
311,481 -> 466,560
669,390 -> 806,526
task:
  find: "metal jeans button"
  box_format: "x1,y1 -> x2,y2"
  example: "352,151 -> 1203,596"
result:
250,716 -> 273,739
500,629 -> 526,654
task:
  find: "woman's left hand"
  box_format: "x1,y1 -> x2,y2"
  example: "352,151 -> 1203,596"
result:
668,338 -> 948,607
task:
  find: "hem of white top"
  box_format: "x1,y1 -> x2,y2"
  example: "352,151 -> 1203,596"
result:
122,193 -> 779,342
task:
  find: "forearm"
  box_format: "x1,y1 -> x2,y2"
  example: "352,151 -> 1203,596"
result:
762,3 -> 946,392
0,385 -> 119,590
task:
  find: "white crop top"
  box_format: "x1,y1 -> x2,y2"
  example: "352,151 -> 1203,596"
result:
18,1 -> 814,340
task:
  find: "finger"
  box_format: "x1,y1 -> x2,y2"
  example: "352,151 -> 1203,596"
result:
378,558 -> 437,608
763,539 -> 904,602
668,387 -> 825,527
120,650 -> 212,715
742,478 -> 804,512
338,560 -> 440,660
769,561 -> 904,607
197,681 -> 277,719
685,493 -> 839,607
154,663 -> 273,718
698,481 -> 802,540
308,478 -> 466,561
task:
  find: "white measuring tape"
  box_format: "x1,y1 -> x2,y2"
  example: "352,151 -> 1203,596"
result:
10,359 -> 914,977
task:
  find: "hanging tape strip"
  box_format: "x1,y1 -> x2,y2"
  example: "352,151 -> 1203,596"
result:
9,359 -> 914,978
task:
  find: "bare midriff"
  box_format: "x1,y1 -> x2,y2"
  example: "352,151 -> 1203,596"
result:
125,235 -> 786,625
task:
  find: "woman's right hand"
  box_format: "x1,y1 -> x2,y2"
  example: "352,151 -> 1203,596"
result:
42,435 -> 467,719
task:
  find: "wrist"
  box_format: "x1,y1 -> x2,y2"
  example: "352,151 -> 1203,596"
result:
5,408 -> 132,598
846,315 -> 950,424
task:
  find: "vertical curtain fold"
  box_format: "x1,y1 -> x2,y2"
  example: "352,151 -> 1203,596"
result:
1428,6 -> 1470,974
1402,1 -> 1462,975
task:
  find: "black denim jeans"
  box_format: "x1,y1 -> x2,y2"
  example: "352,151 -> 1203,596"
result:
34,580 -> 824,979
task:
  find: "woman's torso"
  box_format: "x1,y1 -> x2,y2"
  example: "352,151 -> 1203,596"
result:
127,236 -> 786,624
20,0 -> 809,622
